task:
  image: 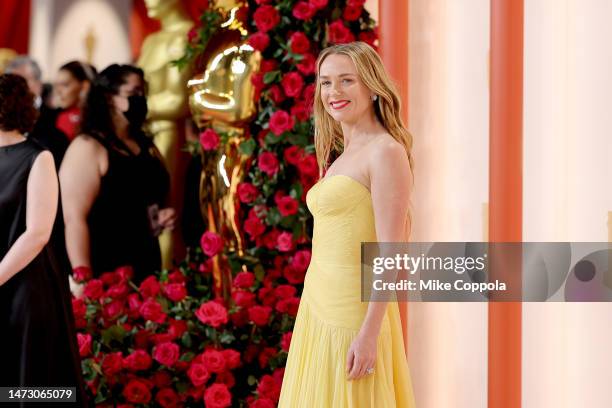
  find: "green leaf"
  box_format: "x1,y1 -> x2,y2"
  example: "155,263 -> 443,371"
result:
254,264 -> 265,282
287,132 -> 309,147
265,132 -> 283,145
219,331 -> 236,344
239,139 -> 256,156
263,70 -> 281,84
266,207 -> 282,226
181,332 -> 193,348
101,325 -> 127,346
247,375 -> 257,386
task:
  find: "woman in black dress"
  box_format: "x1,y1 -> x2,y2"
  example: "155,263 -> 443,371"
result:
59,65 -> 174,285
0,74 -> 87,405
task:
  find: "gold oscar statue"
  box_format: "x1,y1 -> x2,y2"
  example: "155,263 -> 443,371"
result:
188,0 -> 260,300
138,0 -> 194,269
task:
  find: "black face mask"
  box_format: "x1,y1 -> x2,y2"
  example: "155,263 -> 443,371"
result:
123,95 -> 148,127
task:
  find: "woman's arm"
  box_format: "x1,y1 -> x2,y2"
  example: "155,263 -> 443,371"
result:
0,151 -> 58,286
346,138 -> 412,380
59,136 -> 105,269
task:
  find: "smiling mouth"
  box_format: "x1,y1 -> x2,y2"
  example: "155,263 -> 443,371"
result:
330,100 -> 350,110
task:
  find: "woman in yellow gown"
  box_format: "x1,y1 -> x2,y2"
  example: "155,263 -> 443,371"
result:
278,42 -> 416,407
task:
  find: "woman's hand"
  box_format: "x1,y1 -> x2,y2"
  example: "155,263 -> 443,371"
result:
346,329 -> 378,381
158,208 -> 177,230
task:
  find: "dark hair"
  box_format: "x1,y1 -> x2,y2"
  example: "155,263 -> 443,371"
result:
79,64 -> 146,144
0,74 -> 39,133
59,60 -> 97,82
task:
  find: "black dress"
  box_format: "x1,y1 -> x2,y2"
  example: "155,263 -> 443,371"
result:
0,139 -> 87,406
86,132 -> 170,284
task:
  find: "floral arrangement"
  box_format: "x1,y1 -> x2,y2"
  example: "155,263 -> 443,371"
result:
75,0 -> 377,407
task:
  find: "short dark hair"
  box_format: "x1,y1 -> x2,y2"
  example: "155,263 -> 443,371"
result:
59,60 -> 97,82
0,74 -> 39,133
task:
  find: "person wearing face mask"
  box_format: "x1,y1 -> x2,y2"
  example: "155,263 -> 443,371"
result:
59,64 -> 175,285
54,61 -> 97,141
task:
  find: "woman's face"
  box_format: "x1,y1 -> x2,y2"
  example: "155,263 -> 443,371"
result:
54,69 -> 86,109
111,73 -> 144,115
318,54 -> 373,125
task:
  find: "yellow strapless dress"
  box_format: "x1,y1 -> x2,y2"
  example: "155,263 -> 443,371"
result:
278,175 -> 416,408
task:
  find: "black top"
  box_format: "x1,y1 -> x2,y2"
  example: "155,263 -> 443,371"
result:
0,138 -> 87,406
29,106 -> 70,169
86,132 -> 170,283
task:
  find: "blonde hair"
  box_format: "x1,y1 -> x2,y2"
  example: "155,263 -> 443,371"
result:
313,41 -> 414,176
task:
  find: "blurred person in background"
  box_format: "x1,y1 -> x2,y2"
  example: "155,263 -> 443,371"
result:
60,64 -> 175,286
5,55 -> 69,167
54,60 -> 97,141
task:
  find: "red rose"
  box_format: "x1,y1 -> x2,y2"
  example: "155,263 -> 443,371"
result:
248,305 -> 272,326
274,284 -> 297,299
328,20 -> 355,44
77,333 -> 92,357
292,2 -> 315,20
359,30 -> 378,47
200,231 -> 224,257
123,350 -> 152,371
289,32 -> 310,54
253,5 -> 280,33
168,319 -> 188,339
140,298 -> 166,323
292,249 -> 312,271
151,370 -> 172,388
204,383 -> 232,408
195,300 -> 228,328
262,229 -> 281,250
199,128 -> 220,151
123,379 -> 151,404
237,182 -> 258,203
283,146 -> 304,165
126,293 -> 142,319
232,290 -> 256,308
216,371 -> 235,388
116,265 -> 134,281
283,265 -> 305,284
187,363 -> 211,386
281,72 -> 304,98
102,352 -> 123,376
72,266 -> 92,282
250,398 -> 276,408
248,32 -> 270,51
155,388 -> 179,408
277,195 -> 299,217
102,299 -> 124,321
258,347 -> 277,368
258,151 -> 280,176
153,342 -> 180,367
276,297 -> 300,316
139,276 -> 161,298
200,349 -> 226,373
106,282 -> 129,299
269,110 -> 294,136
277,232 -> 294,252
233,271 -> 255,288
296,53 -> 316,76
200,258 -> 213,274
222,349 -> 241,369
72,298 -> 87,327
244,214 -> 266,239
163,282 -> 187,302
83,279 -> 104,300
230,308 -> 249,327
348,0 -> 366,6
303,84 -> 316,107
100,271 -> 121,286
168,269 -> 185,283
309,0 -> 328,9
343,5 -> 362,21
251,72 -> 265,93
267,85 -> 285,105
281,331 -> 293,351
257,375 -> 281,402
297,153 -> 318,176
289,102 -> 308,123
260,59 -> 278,74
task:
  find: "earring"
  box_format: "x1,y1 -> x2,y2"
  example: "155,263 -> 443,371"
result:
372,95 -> 378,102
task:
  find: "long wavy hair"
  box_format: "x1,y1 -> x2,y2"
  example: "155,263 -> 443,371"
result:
313,41 -> 414,176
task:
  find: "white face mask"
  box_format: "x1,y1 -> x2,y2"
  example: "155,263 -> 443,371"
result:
34,95 -> 42,109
